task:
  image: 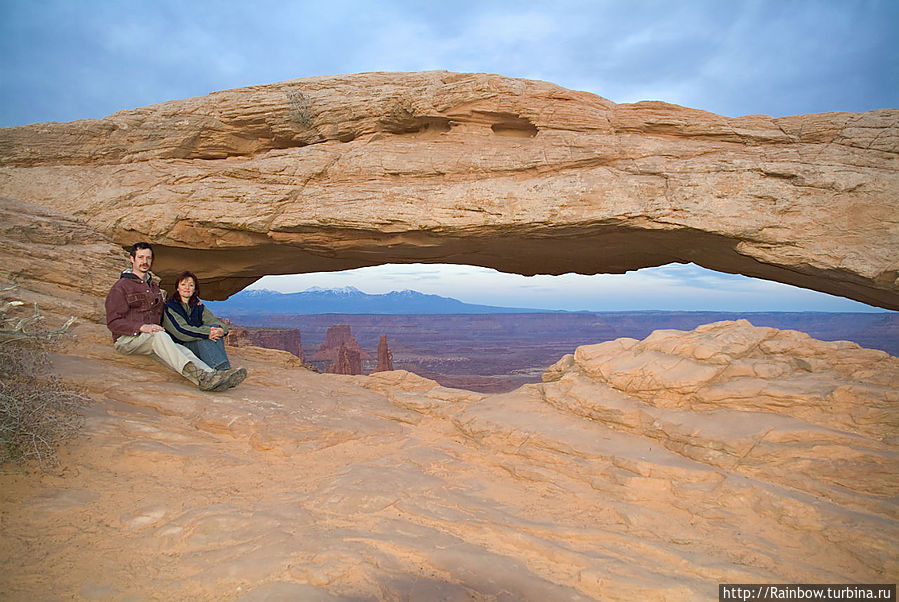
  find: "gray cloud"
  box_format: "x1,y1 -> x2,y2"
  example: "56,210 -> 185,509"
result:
2,0 -> 896,125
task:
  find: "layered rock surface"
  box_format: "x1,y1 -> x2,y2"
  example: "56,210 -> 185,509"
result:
1,319 -> 895,600
0,198 -> 126,322
326,343 -> 362,375
1,71 -> 897,308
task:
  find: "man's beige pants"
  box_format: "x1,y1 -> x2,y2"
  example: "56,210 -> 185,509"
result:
114,331 -> 212,385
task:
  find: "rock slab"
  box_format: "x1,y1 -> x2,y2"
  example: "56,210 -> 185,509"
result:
0,319 -> 895,600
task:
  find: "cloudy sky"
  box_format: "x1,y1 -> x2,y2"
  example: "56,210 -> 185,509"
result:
2,0 -> 896,311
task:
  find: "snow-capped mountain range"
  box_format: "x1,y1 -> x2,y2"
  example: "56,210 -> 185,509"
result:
204,287 -> 554,316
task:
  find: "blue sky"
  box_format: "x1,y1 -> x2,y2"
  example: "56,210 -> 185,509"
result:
2,0 -> 896,311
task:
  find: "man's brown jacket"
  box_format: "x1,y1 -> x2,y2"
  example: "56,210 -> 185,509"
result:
105,271 -> 164,342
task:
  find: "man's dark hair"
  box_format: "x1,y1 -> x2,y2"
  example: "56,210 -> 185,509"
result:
129,242 -> 154,258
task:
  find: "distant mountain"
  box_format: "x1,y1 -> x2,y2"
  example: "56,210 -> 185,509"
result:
204,287 -> 556,316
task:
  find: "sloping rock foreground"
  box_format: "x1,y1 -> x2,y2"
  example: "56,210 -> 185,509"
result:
1,71 -> 897,309
2,320 -> 896,600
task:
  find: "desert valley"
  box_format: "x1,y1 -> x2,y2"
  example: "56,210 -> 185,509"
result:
223,306 -> 899,392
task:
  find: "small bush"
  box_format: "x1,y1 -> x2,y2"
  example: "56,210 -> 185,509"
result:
0,287 -> 86,468
0,342 -> 86,467
287,89 -> 313,127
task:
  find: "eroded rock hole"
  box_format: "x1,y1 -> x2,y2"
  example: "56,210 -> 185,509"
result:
383,115 -> 453,135
490,117 -> 538,137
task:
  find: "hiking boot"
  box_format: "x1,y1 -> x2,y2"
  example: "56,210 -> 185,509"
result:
182,362 -> 201,381
211,367 -> 247,391
196,369 -> 230,391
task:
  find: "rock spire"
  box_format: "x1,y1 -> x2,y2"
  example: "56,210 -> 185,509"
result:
373,334 -> 394,373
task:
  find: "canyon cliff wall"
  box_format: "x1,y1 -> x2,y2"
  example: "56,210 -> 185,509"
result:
312,324 -> 371,363
0,71 -> 896,309
311,324 -> 370,374
226,325 -> 304,361
325,343 -> 363,376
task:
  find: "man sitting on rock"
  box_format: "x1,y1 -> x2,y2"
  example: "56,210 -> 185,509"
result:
104,242 -> 246,391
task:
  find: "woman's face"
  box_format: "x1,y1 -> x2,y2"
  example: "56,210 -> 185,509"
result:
177,277 -> 196,302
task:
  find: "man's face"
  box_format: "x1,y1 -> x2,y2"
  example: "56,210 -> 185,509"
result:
130,248 -> 153,275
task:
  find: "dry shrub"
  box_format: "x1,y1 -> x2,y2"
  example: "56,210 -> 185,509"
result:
0,341 -> 86,467
1,288 -> 87,467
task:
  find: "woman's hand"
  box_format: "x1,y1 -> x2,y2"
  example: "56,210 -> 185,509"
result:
209,327 -> 225,341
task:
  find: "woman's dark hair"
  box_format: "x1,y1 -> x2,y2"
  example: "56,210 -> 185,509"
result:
173,271 -> 200,306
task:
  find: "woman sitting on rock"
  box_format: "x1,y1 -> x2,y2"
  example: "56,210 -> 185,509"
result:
163,271 -> 246,387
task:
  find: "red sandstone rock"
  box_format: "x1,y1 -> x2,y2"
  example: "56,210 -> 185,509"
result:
226,325 -> 304,361
326,342 -> 362,375
1,73 -> 897,600
1,317 -> 897,599
311,324 -> 370,362
373,334 -> 394,373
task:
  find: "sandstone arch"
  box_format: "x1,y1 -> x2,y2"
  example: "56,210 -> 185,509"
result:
1,71 -> 896,309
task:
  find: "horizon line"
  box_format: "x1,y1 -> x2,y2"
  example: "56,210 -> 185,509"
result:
223,287 -> 894,315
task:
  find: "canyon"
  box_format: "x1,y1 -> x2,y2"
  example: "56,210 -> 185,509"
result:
234,311 -> 899,393
311,324 -> 371,375
226,323 -> 305,362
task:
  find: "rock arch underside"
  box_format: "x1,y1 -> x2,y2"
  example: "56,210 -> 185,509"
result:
0,71 -> 897,309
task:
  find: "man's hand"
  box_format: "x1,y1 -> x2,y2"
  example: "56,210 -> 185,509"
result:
209,327 -> 225,341
139,324 -> 164,334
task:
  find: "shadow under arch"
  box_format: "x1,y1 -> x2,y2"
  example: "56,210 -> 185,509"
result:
151,225 -> 898,311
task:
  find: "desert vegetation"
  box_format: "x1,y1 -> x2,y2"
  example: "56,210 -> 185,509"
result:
0,285 -> 86,467
286,88 -> 313,127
